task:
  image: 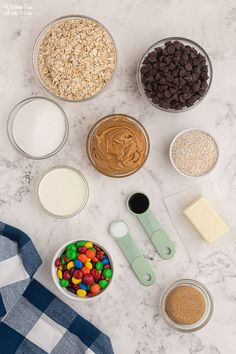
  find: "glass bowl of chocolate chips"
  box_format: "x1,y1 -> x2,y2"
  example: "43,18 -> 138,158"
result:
137,37 -> 213,112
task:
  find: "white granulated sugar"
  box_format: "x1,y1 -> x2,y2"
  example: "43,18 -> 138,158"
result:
12,99 -> 66,158
171,130 -> 218,177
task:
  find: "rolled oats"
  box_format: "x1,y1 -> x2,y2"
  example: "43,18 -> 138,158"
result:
37,18 -> 116,101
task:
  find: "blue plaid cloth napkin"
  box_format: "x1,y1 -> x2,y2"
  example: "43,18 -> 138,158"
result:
0,221 -> 114,354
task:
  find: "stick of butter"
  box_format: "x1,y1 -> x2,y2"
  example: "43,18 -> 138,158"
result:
183,195 -> 229,243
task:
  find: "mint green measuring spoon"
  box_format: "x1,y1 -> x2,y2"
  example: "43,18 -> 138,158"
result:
127,193 -> 175,259
109,220 -> 155,286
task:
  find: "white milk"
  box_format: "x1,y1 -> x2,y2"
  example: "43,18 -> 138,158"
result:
12,98 -> 67,158
38,167 -> 89,217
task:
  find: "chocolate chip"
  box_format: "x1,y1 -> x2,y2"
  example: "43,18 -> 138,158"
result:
166,73 -> 174,82
185,63 -> 192,71
167,45 -> 175,54
149,54 -> 157,63
164,90 -> 171,98
179,69 -> 187,77
152,96 -> 160,104
179,77 -> 186,88
192,80 -> 201,92
169,62 -> 176,71
145,83 -> 152,91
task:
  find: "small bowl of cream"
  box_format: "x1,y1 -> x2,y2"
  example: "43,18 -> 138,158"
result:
37,166 -> 89,218
7,97 -> 68,159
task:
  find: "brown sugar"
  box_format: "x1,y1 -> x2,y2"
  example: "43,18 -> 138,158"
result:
165,285 -> 206,325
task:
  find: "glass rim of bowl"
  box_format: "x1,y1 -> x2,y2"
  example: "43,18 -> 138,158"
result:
7,96 -> 69,160
51,238 -> 114,301
137,36 -> 213,113
160,279 -> 214,332
32,14 -> 118,103
169,127 -> 219,178
37,165 -> 89,219
86,113 -> 150,178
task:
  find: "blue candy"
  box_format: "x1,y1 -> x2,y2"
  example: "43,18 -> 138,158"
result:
74,260 -> 83,269
102,257 -> 110,266
79,283 -> 87,290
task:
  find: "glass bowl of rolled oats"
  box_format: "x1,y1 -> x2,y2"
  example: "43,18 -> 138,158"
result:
32,15 -> 117,102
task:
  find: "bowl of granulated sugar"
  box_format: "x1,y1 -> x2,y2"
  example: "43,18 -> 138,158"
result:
169,128 -> 219,178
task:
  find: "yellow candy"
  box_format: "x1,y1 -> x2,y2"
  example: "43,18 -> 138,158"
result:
67,261 -> 74,270
77,289 -> 87,297
57,269 -> 63,279
84,242 -> 93,249
59,265 -> 63,270
72,277 -> 81,285
85,261 -> 92,270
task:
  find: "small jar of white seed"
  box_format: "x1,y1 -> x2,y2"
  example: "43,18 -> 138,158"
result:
169,128 -> 219,178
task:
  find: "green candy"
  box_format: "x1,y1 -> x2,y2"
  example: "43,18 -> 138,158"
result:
89,247 -> 96,253
61,257 -> 66,265
103,268 -> 112,278
77,240 -> 86,248
66,249 -> 78,260
99,280 -> 108,289
60,278 -> 69,288
87,285 -> 91,290
67,243 -> 77,252
96,261 -> 103,271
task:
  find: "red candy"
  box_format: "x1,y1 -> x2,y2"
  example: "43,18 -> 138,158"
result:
78,246 -> 87,254
55,258 -> 61,267
63,254 -> 70,263
73,270 -> 82,279
91,268 -> 100,282
73,284 -> 80,291
96,251 -> 103,261
93,245 -> 102,252
63,270 -> 71,280
87,292 -> 96,297
83,274 -> 94,285
100,274 -> 105,280
103,264 -> 111,269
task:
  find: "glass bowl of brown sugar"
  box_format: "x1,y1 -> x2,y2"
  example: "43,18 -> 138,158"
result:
160,279 -> 214,332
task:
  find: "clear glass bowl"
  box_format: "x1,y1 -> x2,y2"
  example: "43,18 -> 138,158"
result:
52,239 -> 114,302
37,165 -> 89,218
137,37 -> 213,113
32,15 -> 117,102
160,279 -> 214,332
169,128 -> 219,178
7,97 -> 69,160
86,114 -> 150,178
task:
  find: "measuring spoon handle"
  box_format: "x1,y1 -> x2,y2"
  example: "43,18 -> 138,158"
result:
137,209 -> 175,259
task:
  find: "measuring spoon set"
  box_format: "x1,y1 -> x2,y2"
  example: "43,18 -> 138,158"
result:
109,192 -> 176,286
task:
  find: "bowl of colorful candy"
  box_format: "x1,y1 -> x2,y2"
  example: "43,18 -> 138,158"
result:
52,239 -> 114,301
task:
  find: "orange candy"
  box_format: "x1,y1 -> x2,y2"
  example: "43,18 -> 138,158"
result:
86,249 -> 96,259
91,284 -> 100,294
81,266 -> 90,275
78,254 -> 87,263
92,257 -> 98,263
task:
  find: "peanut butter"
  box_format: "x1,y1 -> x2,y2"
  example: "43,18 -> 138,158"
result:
88,115 -> 149,177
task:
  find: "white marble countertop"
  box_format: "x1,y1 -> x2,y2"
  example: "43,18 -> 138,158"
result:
1,0 -> 236,353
